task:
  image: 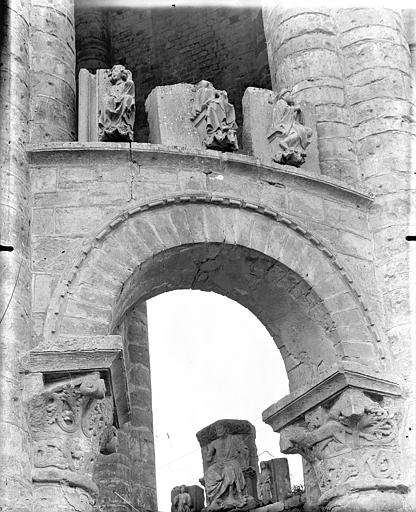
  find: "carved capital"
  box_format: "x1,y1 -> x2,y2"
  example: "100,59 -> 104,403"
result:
279,389 -> 408,510
29,372 -> 117,509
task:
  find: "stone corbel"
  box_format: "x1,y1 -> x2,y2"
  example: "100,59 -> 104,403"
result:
263,370 -> 410,512
24,336 -> 130,512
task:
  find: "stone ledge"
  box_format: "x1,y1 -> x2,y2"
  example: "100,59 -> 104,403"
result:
262,368 -> 401,432
26,335 -> 130,425
27,142 -> 374,205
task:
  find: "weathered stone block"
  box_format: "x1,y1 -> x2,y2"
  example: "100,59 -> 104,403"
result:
32,208 -> 54,236
32,167 -> 57,193
242,87 -> 319,172
33,274 -> 56,313
145,83 -> 202,148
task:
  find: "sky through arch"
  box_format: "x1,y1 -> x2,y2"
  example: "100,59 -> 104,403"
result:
147,290 -> 303,512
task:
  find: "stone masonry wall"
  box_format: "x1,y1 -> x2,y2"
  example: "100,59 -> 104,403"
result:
103,7 -> 271,141
29,144 -> 379,380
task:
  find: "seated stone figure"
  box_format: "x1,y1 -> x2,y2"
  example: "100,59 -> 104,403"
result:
191,80 -> 238,152
98,64 -> 135,142
267,88 -> 312,167
198,422 -> 256,512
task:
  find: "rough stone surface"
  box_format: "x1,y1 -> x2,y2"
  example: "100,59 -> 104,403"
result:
146,84 -> 202,147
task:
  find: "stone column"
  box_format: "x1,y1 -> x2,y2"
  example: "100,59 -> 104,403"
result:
30,0 -> 76,142
263,372 -> 411,511
262,7 -> 360,183
75,7 -> 111,75
95,302 -> 157,512
0,0 -> 32,509
28,372 -> 117,512
338,10 -> 415,500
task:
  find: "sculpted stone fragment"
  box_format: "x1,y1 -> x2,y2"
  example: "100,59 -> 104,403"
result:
279,389 -> 406,511
267,88 -> 312,167
28,372 -> 117,512
197,420 -> 257,512
172,485 -> 193,512
98,64 -> 135,141
191,80 -> 238,152
257,461 -> 273,505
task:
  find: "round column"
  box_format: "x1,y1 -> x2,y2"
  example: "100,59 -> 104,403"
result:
95,302 -> 157,512
75,7 -> 111,76
262,7 -> 360,183
30,0 -> 76,142
0,0 -> 32,509
339,9 -> 415,505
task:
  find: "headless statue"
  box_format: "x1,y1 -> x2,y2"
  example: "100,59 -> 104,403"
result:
267,88 -> 312,167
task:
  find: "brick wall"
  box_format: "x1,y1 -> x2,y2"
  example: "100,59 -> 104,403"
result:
97,7 -> 271,141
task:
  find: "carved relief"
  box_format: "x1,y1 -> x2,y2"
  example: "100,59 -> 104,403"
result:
29,372 -> 116,508
267,88 -> 312,167
279,389 -> 405,506
196,420 -> 257,512
191,80 -> 238,152
172,485 -> 193,512
98,64 -> 135,142
257,461 -> 273,506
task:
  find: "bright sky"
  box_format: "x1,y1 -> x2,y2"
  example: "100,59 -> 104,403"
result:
147,290 -> 303,512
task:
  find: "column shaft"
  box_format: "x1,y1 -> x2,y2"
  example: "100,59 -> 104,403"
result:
75,7 -> 111,75
0,0 -> 32,509
30,0 -> 76,142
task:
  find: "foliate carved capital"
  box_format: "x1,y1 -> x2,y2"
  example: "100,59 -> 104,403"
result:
29,372 -> 116,497
279,389 -> 406,507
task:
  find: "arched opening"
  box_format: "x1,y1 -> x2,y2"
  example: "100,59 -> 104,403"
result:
147,290 -> 304,511
46,198 -> 382,511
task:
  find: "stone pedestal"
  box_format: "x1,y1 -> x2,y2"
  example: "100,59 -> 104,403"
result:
268,459 -> 291,503
242,87 -> 319,173
263,370 -> 410,512
145,83 -> 203,148
196,419 -> 258,511
25,336 -> 130,511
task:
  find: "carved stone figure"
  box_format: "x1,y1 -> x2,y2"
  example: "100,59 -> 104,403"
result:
28,372 -> 117,511
197,420 -> 257,512
173,485 -> 193,512
98,64 -> 135,142
267,88 -> 312,167
191,80 -> 238,152
257,461 -> 273,506
279,389 -> 405,510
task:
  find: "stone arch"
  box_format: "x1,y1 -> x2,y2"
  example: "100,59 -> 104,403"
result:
44,193 -> 385,391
